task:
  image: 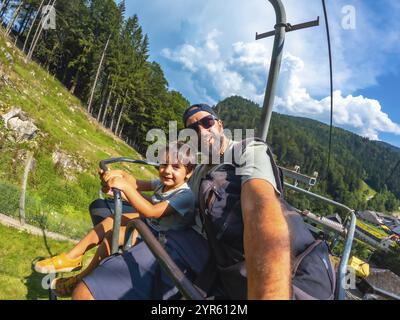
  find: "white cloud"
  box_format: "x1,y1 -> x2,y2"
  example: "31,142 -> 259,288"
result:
162,30 -> 400,141
161,29 -> 264,104
275,53 -> 400,140
128,0 -> 400,94
162,45 -> 200,72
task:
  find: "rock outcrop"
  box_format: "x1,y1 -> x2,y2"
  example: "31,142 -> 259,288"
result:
52,149 -> 85,181
1,108 -> 39,141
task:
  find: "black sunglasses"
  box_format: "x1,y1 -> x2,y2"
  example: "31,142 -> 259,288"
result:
186,115 -> 218,132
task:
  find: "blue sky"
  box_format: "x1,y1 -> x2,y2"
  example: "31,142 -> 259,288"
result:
123,0 -> 399,148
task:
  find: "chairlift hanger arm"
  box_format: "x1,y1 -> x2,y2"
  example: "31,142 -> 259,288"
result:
256,17 -> 320,40
257,0 -> 320,141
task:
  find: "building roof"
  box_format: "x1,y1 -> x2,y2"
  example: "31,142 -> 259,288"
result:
360,268 -> 400,299
357,211 -> 384,224
392,226 -> 400,235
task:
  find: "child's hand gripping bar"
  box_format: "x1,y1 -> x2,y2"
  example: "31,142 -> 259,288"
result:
99,158 -> 158,254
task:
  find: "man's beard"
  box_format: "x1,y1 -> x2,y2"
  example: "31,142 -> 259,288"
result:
200,130 -> 224,164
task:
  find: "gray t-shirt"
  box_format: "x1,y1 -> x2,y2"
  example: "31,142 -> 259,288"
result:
146,180 -> 195,232
188,139 -> 279,237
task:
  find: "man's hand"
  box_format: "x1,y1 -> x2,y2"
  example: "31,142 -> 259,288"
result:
241,179 -> 291,300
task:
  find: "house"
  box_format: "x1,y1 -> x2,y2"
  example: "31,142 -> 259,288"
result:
358,268 -> 400,300
326,213 -> 342,225
376,212 -> 400,228
392,225 -> 400,236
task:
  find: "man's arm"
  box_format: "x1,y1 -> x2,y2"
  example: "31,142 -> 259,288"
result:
241,179 -> 291,299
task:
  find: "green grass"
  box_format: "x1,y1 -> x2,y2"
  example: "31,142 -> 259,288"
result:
0,33 -> 157,238
356,219 -> 390,240
358,181 -> 377,201
0,224 -> 94,300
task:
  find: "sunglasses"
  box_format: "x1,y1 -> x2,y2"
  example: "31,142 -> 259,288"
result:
186,115 -> 218,132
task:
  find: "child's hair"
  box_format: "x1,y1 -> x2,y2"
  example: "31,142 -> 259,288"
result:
160,141 -> 196,174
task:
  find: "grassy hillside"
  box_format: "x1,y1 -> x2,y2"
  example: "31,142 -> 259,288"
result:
0,33 -> 156,239
0,224 -> 94,300
359,181 -> 377,201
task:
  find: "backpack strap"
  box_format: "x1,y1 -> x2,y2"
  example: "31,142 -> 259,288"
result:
291,240 -> 323,277
231,137 -> 284,195
198,181 -> 242,264
194,180 -> 228,295
291,240 -> 336,300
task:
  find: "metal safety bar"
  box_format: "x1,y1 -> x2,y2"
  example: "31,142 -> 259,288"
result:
285,182 -> 353,212
299,209 -> 346,235
124,219 -> 205,300
279,166 -> 317,187
99,158 -> 159,254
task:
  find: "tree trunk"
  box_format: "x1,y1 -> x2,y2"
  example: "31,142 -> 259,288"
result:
102,95 -> 115,126
110,97 -> 119,131
14,7 -> 31,45
87,34 -> 111,114
61,63 -> 69,83
69,45 -> 87,94
97,81 -> 114,121
27,0 -> 55,60
19,151 -> 34,225
18,6 -> 32,35
69,68 -> 80,94
119,123 -> 125,138
104,97 -> 118,127
22,0 -> 45,53
94,73 -> 110,115
0,0 -> 11,20
6,0 -> 25,36
111,89 -> 127,131
115,104 -> 125,135
0,0 -> 7,20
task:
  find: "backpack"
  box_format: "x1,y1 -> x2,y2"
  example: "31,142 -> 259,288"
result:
196,138 -> 336,300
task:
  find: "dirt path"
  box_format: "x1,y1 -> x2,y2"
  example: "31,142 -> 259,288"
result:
0,213 -> 78,243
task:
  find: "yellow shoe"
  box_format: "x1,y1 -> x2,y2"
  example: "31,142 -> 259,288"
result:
34,253 -> 82,274
51,275 -> 79,297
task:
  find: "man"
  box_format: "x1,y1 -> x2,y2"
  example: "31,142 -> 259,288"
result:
182,104 -> 291,299
72,104 -> 291,300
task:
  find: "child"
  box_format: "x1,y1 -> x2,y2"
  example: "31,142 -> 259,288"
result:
34,141 -> 196,297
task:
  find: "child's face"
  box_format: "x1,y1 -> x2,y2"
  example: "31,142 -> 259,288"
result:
158,162 -> 188,189
159,150 -> 190,189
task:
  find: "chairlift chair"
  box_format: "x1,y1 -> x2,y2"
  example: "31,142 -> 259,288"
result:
50,157 -> 355,301
49,0 -> 358,300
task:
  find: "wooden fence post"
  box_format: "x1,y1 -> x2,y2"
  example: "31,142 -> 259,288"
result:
19,151 -> 34,225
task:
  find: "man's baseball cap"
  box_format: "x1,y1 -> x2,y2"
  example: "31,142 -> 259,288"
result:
182,104 -> 219,126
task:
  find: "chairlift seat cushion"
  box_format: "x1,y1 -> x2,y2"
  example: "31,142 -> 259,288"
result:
82,227 -> 209,300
